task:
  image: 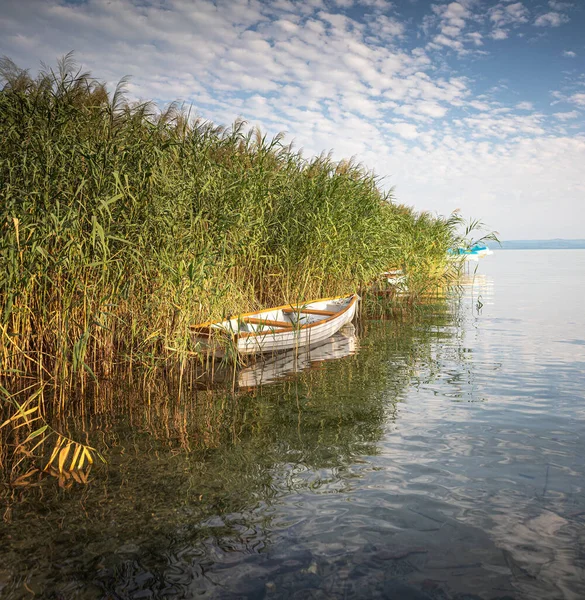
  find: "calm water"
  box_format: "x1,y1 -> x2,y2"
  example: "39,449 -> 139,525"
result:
2,249 -> 585,599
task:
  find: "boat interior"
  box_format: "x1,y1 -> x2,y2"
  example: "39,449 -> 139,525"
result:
217,297 -> 353,335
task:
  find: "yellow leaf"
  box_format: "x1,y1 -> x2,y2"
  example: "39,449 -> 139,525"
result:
13,416 -> 42,431
58,444 -> 72,474
83,448 -> 94,465
70,444 -> 82,470
0,406 -> 38,429
77,449 -> 86,470
44,436 -> 65,471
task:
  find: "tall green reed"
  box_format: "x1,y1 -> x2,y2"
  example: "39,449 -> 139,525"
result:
0,54 -> 462,402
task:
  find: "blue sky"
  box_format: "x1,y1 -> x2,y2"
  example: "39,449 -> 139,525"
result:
1,0 -> 584,239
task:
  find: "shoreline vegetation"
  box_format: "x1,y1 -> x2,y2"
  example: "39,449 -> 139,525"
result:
0,55 -> 489,486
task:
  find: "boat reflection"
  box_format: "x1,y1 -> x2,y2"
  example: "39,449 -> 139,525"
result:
237,325 -> 358,389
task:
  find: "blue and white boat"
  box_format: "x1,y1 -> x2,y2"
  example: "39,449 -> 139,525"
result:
450,242 -> 493,261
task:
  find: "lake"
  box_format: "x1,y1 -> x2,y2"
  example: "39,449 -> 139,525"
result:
2,249 -> 585,599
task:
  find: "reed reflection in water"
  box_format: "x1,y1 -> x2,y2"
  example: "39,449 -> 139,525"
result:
234,325 -> 358,389
3,253 -> 585,600
2,303 -> 444,599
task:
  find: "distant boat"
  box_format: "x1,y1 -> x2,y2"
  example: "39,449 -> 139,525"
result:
381,268 -> 408,288
449,242 -> 493,261
469,242 -> 493,258
191,294 -> 359,356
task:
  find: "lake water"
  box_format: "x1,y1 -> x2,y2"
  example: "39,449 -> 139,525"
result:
2,249 -> 585,599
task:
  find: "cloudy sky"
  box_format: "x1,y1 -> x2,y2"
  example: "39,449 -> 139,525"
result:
1,0 -> 584,239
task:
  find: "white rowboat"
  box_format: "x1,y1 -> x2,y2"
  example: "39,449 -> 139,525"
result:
191,294 -> 359,356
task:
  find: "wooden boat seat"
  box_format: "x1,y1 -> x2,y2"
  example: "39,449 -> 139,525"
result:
282,308 -> 337,316
243,317 -> 293,328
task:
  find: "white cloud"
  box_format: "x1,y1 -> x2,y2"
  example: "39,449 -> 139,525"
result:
486,3 -> 529,43
369,15 -> 405,38
548,1 -> 572,9
360,0 -> 395,8
394,99 -> 449,120
490,29 -> 508,40
505,2 -> 530,23
568,93 -> 585,107
467,32 -> 483,46
386,122 -> 420,139
563,50 -> 576,58
460,112 -> 546,139
417,101 -> 449,118
489,2 -> 529,27
553,111 -> 580,121
0,0 -> 583,238
469,100 -> 492,111
534,12 -> 569,27
383,135 -> 585,238
432,33 -> 464,51
427,1 -> 480,54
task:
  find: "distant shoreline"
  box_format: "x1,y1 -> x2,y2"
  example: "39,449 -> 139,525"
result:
498,240 -> 585,250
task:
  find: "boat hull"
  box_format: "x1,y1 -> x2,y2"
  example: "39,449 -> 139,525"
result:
237,297 -> 358,354
192,294 -> 359,356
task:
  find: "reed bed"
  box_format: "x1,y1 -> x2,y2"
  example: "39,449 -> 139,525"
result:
0,56 -> 464,391
0,56 -> 470,481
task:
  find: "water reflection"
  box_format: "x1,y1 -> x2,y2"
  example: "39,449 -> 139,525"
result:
3,252 -> 585,599
2,309 -> 449,599
237,326 -> 358,389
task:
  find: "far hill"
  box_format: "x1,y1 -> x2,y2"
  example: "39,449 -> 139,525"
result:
499,239 -> 585,250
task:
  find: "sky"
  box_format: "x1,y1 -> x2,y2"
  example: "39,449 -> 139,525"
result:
1,0 -> 584,239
